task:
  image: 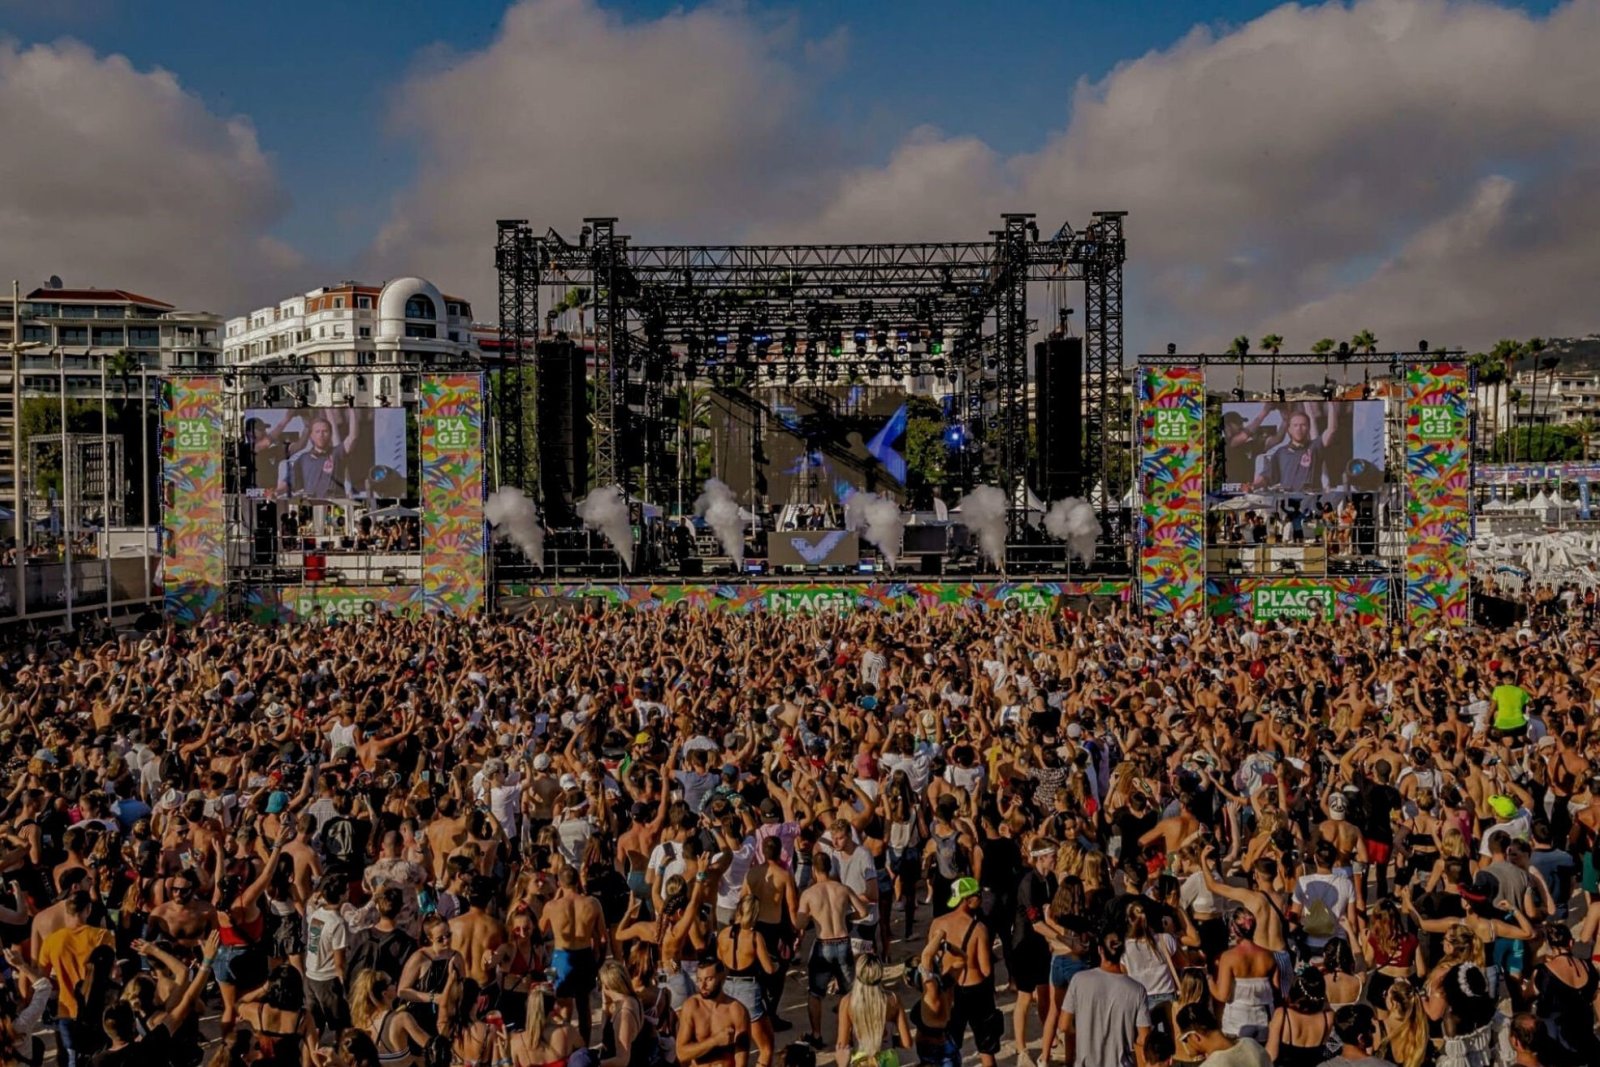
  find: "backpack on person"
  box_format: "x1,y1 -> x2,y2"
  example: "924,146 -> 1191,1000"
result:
1302,897 -> 1337,939
932,831 -> 968,880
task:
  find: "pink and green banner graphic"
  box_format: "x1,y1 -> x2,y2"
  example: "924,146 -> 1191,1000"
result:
1137,365 -> 1206,616
1207,578 -> 1390,628
498,580 -> 1130,615
420,375 -> 487,615
1405,362 -> 1471,629
161,377 -> 224,625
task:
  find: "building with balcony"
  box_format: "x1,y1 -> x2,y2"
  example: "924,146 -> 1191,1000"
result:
222,277 -> 482,407
1476,366 -> 1600,458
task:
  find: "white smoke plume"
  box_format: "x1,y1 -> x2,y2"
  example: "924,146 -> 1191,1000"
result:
958,484 -> 1009,570
694,478 -> 745,568
843,490 -> 905,569
577,485 -> 635,571
485,487 -> 545,570
1045,497 -> 1101,564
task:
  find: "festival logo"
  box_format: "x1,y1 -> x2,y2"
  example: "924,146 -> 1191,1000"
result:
1253,586 -> 1334,622
1415,405 -> 1461,443
767,587 -> 855,613
174,418 -> 213,454
1150,407 -> 1196,444
432,415 -> 478,452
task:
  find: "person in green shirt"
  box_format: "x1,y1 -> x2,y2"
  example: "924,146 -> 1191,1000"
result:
1489,673 -> 1530,738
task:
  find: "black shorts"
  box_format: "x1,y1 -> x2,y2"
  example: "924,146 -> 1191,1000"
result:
951,980 -> 1004,1056
1007,941 -> 1051,991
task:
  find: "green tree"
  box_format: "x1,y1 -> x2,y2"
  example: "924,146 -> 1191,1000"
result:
1259,334 -> 1283,356
1351,330 -> 1378,354
1229,336 -> 1251,358
902,395 -> 949,508
1493,425 -> 1583,463
1310,338 -> 1336,356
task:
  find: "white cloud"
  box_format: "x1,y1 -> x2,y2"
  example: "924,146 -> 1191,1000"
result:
373,0 -> 1600,353
0,38 -> 302,312
366,0 -> 821,300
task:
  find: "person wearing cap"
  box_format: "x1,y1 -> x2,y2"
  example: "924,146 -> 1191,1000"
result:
1316,791 -> 1368,896
1478,790 -> 1532,857
926,876 -> 1002,1067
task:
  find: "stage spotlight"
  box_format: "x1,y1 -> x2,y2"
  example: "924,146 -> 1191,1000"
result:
1321,380 -> 1336,400
825,364 -> 839,382
783,327 -> 797,355
1274,388 -> 1286,403
1166,342 -> 1177,356
1338,341 -> 1349,356
945,424 -> 966,447
786,367 -> 800,385
1232,387 -> 1245,400
1418,339 -> 1429,353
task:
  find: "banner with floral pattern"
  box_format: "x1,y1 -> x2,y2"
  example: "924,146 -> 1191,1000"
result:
1137,365 -> 1206,616
161,377 -> 224,625
420,375 -> 487,615
1406,362 -> 1471,629
497,580 -> 1130,615
1206,577 -> 1390,628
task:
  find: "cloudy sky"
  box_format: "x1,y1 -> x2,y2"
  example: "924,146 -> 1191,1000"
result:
0,0 -> 1593,355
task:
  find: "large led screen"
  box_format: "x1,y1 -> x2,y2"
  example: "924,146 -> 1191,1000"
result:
1219,400 -> 1386,495
243,408 -> 409,501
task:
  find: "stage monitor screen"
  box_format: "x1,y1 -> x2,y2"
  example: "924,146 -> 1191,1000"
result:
242,408 -> 409,501
769,529 -> 861,568
710,384 -> 909,507
1219,400 -> 1386,495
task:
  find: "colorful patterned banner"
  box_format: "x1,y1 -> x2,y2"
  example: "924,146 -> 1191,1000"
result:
161,377 -> 224,625
498,580 -> 1130,615
1206,578 -> 1390,628
1137,365 -> 1206,616
1406,362 -> 1471,629
244,585 -> 421,625
420,375 -> 487,615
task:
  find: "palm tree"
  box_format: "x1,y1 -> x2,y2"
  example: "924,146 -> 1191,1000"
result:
1351,330 -> 1378,355
1260,334 -> 1284,395
105,349 -> 141,405
1310,338 -> 1336,356
1229,335 -> 1250,396
563,287 -> 592,337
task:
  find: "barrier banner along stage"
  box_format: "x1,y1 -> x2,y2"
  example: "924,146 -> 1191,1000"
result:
420,375 -> 487,615
1406,362 -> 1471,629
497,581 -> 1130,615
1137,365 -> 1206,616
161,377 -> 224,624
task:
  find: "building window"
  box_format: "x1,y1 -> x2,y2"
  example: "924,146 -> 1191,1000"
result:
404,295 -> 436,319
22,325 -> 48,343
357,296 -> 372,310
405,323 -> 436,339
59,327 -> 88,346
129,327 -> 159,346
358,326 -> 371,339
92,327 -> 124,346
335,297 -> 345,309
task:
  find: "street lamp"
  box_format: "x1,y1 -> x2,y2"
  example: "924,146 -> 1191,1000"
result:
5,281 -> 42,616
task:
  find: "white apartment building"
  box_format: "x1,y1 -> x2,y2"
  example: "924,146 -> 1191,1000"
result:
223,277 -> 482,405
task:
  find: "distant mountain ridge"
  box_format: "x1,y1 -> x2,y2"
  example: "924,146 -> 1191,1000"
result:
1528,335 -> 1600,372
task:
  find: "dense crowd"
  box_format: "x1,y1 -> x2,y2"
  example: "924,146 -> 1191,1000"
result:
0,599 -> 1595,1067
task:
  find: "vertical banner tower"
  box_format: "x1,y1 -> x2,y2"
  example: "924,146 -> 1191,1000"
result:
1137,364 -> 1206,616
420,374 -> 488,615
161,376 -> 225,624
1405,361 -> 1472,629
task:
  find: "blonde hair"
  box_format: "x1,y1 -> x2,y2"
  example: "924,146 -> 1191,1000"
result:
525,988 -> 549,1041
1378,983 -> 1429,1067
735,893 -> 760,927
598,960 -> 634,1000
1437,922 -> 1485,972
1439,827 -> 1469,861
1080,850 -> 1107,892
349,969 -> 389,1032
1176,967 -> 1212,1014
847,954 -> 889,1060
1055,840 -> 1085,880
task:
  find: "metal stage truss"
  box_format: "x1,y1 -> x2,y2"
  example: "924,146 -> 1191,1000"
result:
494,213 -> 1127,532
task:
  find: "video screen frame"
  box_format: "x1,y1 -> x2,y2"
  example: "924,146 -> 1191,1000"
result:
242,407 -> 411,502
1218,399 -> 1387,496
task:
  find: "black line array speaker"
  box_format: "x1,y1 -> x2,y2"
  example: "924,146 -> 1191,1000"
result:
252,501 -> 276,564
536,340 -> 588,526
1034,337 -> 1084,501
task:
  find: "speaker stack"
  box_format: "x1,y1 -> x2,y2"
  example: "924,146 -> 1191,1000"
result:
1034,337 -> 1084,501
535,340 -> 589,526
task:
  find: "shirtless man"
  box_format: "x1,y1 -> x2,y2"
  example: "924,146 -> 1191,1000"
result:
1317,791 -> 1369,901
675,957 -> 750,1067
283,813 -> 323,904
28,868 -> 88,960
448,875 -> 506,988
795,853 -> 866,1048
745,835 -> 799,1023
424,796 -> 471,884
1138,790 -> 1203,873
928,876 -> 1001,1067
147,868 -> 218,949
1200,846 -> 1292,992
540,866 -> 606,1043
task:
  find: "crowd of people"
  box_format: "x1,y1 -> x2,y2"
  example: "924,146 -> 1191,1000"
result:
0,598 -> 1595,1067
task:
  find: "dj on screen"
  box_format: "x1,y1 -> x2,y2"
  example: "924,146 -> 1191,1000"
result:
276,408 -> 359,499
1252,400 -> 1341,492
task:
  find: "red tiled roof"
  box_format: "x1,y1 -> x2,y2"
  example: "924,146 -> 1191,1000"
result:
25,287 -> 175,309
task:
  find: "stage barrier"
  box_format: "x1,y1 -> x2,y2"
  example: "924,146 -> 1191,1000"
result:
419,374 -> 488,615
162,377 -> 225,624
1136,365 -> 1206,616
497,580 -> 1130,615
1405,362 -> 1471,629
244,585 -> 422,624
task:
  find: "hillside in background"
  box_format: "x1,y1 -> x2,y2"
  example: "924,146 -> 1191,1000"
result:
1537,335 -> 1600,372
